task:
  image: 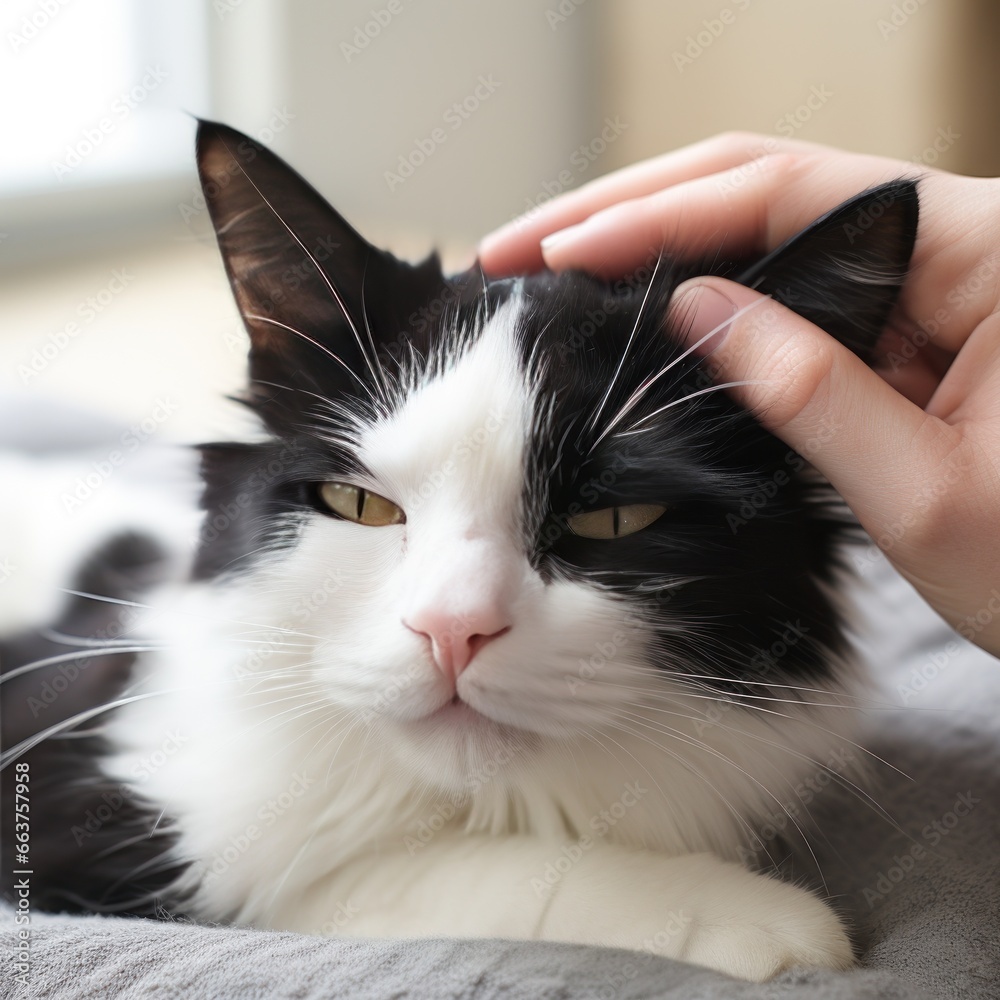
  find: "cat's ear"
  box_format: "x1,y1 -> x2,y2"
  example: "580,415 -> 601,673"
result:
195,119 -> 448,422
734,180 -> 918,361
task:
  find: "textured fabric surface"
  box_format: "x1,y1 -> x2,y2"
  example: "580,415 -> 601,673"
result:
4,557 -> 997,1000
2,401 -> 998,999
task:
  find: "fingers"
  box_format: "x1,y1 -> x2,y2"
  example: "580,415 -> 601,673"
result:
479,132 -> 898,276
671,277 -> 962,542
873,326 -> 956,408
538,153 -> 921,278
479,132 -> 801,274
481,133 -> 1000,358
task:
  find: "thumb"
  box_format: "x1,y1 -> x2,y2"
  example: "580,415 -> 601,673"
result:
670,276 -> 953,539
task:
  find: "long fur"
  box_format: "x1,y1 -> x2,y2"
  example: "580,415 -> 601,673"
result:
1,122 -> 919,980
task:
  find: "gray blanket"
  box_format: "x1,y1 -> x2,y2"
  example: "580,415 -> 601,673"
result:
3,557 -> 997,1000
1,409 -> 998,999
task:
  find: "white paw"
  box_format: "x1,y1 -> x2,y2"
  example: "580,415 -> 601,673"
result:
672,861 -> 854,982
541,851 -> 852,983
677,908 -> 853,981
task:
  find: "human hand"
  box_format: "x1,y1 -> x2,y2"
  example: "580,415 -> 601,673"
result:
479,133 -> 1000,656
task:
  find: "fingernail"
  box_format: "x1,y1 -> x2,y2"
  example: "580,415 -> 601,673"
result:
676,283 -> 739,350
540,223 -> 585,254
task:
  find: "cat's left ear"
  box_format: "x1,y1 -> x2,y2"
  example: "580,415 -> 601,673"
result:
734,180 -> 919,361
195,119 -> 449,422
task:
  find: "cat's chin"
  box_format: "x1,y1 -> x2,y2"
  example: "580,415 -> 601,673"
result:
382,695 -> 542,792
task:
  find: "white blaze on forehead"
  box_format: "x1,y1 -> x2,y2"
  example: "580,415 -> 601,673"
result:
359,295 -> 530,535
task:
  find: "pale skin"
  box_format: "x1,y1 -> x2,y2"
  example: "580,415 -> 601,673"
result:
479,132 -> 1000,658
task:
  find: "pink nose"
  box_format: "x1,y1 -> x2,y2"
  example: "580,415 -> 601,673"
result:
404,607 -> 511,681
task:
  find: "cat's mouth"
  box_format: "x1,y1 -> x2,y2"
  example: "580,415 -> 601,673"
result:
429,695 -> 484,724
425,693 -> 521,737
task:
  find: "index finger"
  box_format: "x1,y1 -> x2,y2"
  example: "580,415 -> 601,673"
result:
483,142 -> 1000,356
478,132 -> 830,274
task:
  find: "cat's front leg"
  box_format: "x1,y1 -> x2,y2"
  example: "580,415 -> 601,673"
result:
537,846 -> 853,982
293,836 -> 851,982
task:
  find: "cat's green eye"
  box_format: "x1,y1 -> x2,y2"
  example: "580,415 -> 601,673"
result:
567,504 -> 666,540
318,482 -> 405,526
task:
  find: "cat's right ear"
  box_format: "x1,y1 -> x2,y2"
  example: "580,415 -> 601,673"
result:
195,120 -> 448,425
733,179 -> 919,362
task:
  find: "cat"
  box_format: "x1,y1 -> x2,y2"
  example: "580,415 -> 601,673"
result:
1,120 -> 918,982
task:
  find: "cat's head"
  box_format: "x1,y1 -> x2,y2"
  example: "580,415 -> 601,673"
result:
192,121 -> 916,793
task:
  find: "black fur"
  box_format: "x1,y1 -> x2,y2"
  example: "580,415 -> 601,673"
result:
194,120 -> 917,695
7,121 -> 917,919
1,534 -> 189,916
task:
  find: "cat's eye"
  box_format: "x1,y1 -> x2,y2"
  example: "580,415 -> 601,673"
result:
317,482 -> 405,526
567,504 -> 666,540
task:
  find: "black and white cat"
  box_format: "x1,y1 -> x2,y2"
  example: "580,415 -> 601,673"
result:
3,121 -> 918,982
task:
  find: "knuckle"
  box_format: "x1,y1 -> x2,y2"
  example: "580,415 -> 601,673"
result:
754,151 -> 811,188
726,314 -> 836,430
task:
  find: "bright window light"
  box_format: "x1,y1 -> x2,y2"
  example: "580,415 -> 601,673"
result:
2,0 -> 210,194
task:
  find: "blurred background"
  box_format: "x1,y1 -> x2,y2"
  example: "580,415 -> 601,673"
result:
2,0 -> 999,443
